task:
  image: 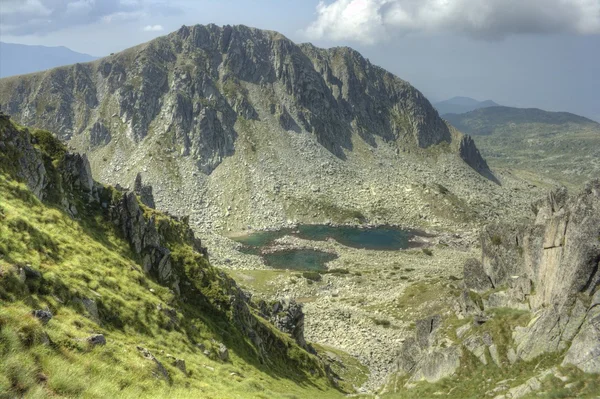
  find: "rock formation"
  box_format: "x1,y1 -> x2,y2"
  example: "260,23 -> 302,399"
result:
394,180 -> 600,387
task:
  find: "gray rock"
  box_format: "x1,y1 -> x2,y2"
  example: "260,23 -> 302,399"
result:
89,121 -> 112,147
489,344 -> 501,367
87,334 -> 106,346
218,343 -> 229,362
508,376 -> 541,399
137,346 -> 170,382
463,335 -> 488,365
409,346 -> 461,383
32,309 -> 52,324
562,307 -> 600,373
133,173 -> 156,209
463,258 -> 492,292
259,298 -> 310,351
415,315 -> 441,349
22,265 -> 42,280
166,355 -> 187,375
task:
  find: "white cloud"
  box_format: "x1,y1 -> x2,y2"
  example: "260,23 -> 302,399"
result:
305,0 -> 600,44
143,24 -> 164,32
0,0 -> 180,36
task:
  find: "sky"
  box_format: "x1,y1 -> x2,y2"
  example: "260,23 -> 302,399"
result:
1,0 -> 599,121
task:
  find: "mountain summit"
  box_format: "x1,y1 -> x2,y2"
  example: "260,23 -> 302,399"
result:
0,24 -> 516,233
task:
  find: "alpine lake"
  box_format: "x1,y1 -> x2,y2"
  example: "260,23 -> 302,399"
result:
230,225 -> 425,271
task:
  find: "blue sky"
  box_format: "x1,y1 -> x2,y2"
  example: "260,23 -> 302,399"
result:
1,0 -> 599,121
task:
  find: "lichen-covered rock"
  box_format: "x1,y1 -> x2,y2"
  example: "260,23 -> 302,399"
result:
395,314 -> 460,383
562,303 -> 600,373
463,258 -> 492,292
409,346 -> 461,383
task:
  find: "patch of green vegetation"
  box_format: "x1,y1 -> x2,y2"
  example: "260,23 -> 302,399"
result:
312,343 -> 370,394
490,235 -> 503,246
372,318 -> 391,328
302,271 -> 322,282
421,248 -> 433,256
380,280 -> 461,322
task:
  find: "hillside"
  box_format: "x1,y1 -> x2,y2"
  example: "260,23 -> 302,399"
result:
0,24 -> 539,241
0,42 -> 98,78
0,114 -> 344,398
434,96 -> 499,116
444,106 -> 600,188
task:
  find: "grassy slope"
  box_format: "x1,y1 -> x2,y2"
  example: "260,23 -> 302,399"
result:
0,119 -> 342,398
444,107 -> 600,189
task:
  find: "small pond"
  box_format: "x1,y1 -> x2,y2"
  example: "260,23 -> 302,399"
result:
231,225 -> 423,271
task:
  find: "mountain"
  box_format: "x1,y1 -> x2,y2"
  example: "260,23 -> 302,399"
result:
0,42 -> 98,78
0,24 -> 535,238
434,96 -> 500,116
444,106 -> 600,188
0,113 -> 343,398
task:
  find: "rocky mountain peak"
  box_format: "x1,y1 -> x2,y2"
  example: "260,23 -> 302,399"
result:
1,24 -> 455,172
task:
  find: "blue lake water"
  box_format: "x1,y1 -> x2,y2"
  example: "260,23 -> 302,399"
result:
231,225 -> 420,270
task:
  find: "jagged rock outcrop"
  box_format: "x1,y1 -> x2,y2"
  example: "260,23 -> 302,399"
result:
0,113 -> 47,198
394,181 -> 600,386
469,180 -> 600,370
396,315 -> 461,383
133,172 -> 156,209
0,114 -> 99,215
110,191 -> 180,293
457,134 -> 498,183
258,298 -> 311,352
479,181 -> 600,310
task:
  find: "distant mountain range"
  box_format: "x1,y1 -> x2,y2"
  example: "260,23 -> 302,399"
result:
0,42 -> 98,78
445,106 -> 600,188
434,96 -> 499,115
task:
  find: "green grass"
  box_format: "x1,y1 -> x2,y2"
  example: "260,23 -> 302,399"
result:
0,121 -> 344,398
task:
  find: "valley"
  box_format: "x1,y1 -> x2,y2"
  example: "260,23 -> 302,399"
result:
0,22 -> 599,399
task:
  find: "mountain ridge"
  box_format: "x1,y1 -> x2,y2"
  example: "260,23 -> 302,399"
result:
443,106 -> 600,188
434,96 -> 500,115
0,42 -> 98,78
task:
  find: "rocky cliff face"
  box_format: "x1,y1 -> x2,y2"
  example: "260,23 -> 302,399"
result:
0,24 -> 517,234
392,181 -> 600,393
